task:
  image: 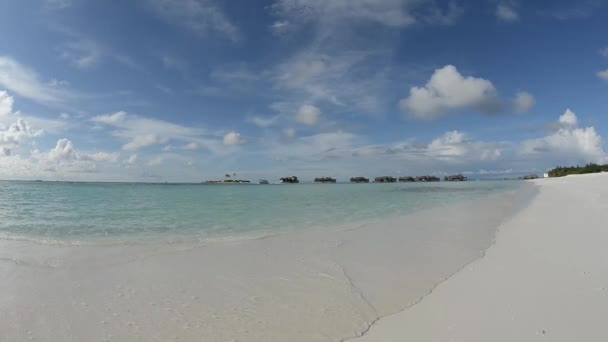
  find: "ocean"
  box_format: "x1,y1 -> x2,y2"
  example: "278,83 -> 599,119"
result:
0,180 -> 522,245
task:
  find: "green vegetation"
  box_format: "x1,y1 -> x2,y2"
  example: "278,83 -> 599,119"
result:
548,163 -> 608,177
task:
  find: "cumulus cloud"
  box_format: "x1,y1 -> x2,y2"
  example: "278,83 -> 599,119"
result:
0,90 -> 15,117
558,108 -> 577,127
295,104 -> 321,125
400,65 -> 502,120
0,119 -> 42,155
597,69 -> 608,81
496,1 -> 519,22
514,91 -> 535,113
43,139 -> 118,163
30,139 -> 119,174
144,0 -> 239,41
223,131 -> 246,146
520,109 -> 606,165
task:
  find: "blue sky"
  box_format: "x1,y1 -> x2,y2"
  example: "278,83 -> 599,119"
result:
0,0 -> 607,182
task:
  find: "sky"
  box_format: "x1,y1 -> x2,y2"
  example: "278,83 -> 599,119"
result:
0,0 -> 607,182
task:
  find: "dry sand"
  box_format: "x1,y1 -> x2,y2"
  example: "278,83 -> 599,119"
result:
354,173 -> 608,341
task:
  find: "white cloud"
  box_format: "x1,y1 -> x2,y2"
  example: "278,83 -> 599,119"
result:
427,130 -> 502,161
92,111 -> 127,124
144,0 -> 239,41
223,131 -> 246,146
496,2 -> 519,22
283,127 -> 296,139
271,0 -> 415,28
91,111 -> 217,152
31,139 -> 119,174
514,91 -> 535,113
597,69 -> 608,81
271,20 -> 290,34
0,90 -> 65,155
59,40 -> 103,69
43,139 -> 105,162
273,51 -> 389,113
0,56 -> 71,105
271,0 -> 465,30
0,90 -> 15,117
148,153 -> 196,167
400,65 -> 502,120
520,109 -> 606,164
127,154 -> 138,165
558,108 -> 578,127
247,115 -> 280,128
123,134 -> 168,151
0,119 -> 42,155
181,142 -> 200,150
295,104 -> 321,125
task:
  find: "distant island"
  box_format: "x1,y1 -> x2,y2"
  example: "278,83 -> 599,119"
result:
548,163 -> 608,177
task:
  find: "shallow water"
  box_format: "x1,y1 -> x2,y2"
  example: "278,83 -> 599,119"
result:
0,180 -> 521,244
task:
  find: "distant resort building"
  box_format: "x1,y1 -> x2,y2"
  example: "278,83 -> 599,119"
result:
398,176 -> 416,182
314,177 -> 337,183
259,179 -> 269,184
205,179 -> 251,184
279,176 -> 299,184
444,174 -> 467,182
520,174 -> 539,180
374,176 -> 397,183
350,177 -> 369,183
415,175 -> 441,182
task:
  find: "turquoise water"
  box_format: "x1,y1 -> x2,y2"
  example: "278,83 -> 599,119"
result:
0,180 -> 522,244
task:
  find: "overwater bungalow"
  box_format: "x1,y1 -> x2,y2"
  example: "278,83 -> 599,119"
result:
399,176 -> 416,182
350,177 -> 369,183
314,177 -> 337,183
415,175 -> 441,182
259,179 -> 269,184
374,176 -> 397,183
279,176 -> 299,184
444,174 -> 467,181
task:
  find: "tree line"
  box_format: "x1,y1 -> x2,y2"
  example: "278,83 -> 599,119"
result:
548,163 -> 608,177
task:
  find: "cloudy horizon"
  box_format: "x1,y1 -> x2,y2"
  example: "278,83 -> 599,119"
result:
1,0 -> 607,182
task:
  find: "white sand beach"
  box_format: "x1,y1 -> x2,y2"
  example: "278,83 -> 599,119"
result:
1,174 -> 607,341
355,173 -> 608,341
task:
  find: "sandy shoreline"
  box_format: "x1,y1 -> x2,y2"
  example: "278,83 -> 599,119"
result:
354,173 -> 608,341
0,183 -> 532,341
